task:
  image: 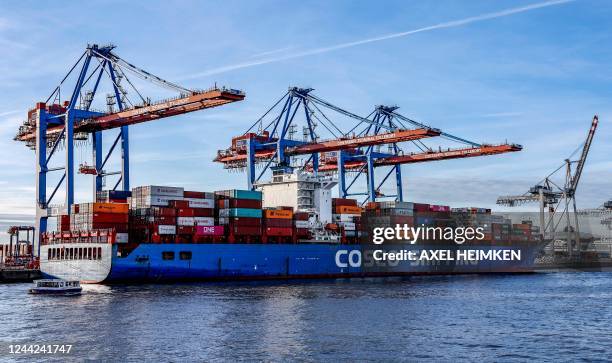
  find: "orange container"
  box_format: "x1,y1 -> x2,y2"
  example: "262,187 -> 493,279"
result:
264,209 -> 293,219
92,203 -> 129,214
335,205 -> 362,215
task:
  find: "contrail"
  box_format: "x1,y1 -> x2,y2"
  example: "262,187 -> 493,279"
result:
182,0 -> 574,80
0,110 -> 19,118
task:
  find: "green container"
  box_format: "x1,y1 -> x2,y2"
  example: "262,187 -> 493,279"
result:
229,208 -> 262,218
216,189 -> 262,201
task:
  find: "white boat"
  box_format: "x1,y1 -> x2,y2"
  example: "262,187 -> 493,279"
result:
28,279 -> 82,296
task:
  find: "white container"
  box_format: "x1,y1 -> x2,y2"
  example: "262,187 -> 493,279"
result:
186,198 -> 214,209
134,195 -> 183,207
194,217 -> 214,226
177,217 -> 195,226
139,185 -> 184,197
333,214 -> 354,222
294,220 -> 310,228
157,225 -> 176,235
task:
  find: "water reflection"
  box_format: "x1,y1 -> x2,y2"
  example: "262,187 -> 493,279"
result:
1,273 -> 611,361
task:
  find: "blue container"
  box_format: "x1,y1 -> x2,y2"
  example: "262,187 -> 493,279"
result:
227,208 -> 262,218
216,190 -> 262,201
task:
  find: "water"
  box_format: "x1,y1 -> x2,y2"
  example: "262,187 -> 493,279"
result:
1,272 -> 611,362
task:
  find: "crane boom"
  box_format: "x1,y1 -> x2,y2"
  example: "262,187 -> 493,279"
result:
496,194 -> 540,206
569,115 -> 598,194
214,127 -> 440,164
316,144 -> 522,171
16,88 -> 245,142
288,128 -> 440,154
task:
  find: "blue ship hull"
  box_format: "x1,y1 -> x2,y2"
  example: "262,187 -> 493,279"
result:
100,242 -> 540,283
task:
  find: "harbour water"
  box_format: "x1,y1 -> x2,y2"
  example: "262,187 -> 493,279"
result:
1,272 -> 611,361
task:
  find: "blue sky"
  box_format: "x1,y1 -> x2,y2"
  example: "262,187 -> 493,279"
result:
1,0 -> 611,235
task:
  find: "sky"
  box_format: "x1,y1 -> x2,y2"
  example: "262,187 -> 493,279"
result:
1,0 -> 612,237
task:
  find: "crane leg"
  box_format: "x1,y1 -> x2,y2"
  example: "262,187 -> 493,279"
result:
367,153 -> 376,202
35,108 -> 48,246
338,151 -> 347,198
395,164 -> 403,202
247,138 -> 255,190
93,131 -> 103,194
121,126 -> 130,191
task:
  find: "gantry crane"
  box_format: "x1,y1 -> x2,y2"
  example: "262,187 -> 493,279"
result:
497,115 -> 599,257
14,44 -> 245,245
316,105 -> 521,201
214,87 -> 521,202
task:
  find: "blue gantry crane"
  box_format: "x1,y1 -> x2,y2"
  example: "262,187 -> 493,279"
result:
215,87 -> 521,203
15,44 -> 245,241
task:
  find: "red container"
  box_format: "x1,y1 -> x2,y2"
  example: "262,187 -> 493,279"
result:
195,225 -> 225,236
184,191 -> 205,199
91,222 -> 128,233
413,203 -> 430,212
177,208 -> 195,217
151,216 -> 177,225
177,226 -> 195,235
293,212 -> 309,221
193,208 -> 214,217
170,200 -> 190,209
294,228 -> 310,236
265,227 -> 293,237
332,198 -> 358,207
218,199 -> 262,209
264,218 -> 293,228
144,207 -> 176,217
57,215 -> 70,232
229,217 -> 262,227
91,213 -> 129,224
229,226 -> 261,236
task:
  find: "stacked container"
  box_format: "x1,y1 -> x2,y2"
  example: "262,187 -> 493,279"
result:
56,214 -> 70,232
126,186 -> 220,243
130,185 -> 184,208
362,201 -> 414,244
215,189 -> 263,243
293,211 -> 311,241
332,198 -> 364,243
96,190 -> 132,203
130,205 -> 177,243
263,208 -> 293,243
69,202 -> 129,243
450,207 -> 513,244
510,221 -> 533,241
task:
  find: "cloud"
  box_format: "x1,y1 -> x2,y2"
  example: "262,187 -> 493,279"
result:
180,0 -> 574,80
248,46 -> 295,59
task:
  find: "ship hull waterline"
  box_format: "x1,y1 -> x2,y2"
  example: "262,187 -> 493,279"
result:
40,242 -> 544,284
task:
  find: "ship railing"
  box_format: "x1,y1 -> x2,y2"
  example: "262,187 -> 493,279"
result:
41,229 -> 116,245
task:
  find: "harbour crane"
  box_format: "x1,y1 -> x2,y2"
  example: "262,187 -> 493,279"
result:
14,44 -> 245,243
497,115 -> 599,257
214,87 -> 521,203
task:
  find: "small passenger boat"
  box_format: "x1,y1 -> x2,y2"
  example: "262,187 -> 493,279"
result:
28,279 -> 82,296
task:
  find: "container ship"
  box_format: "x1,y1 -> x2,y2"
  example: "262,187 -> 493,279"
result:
40,171 -> 543,283
16,45 -> 540,283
